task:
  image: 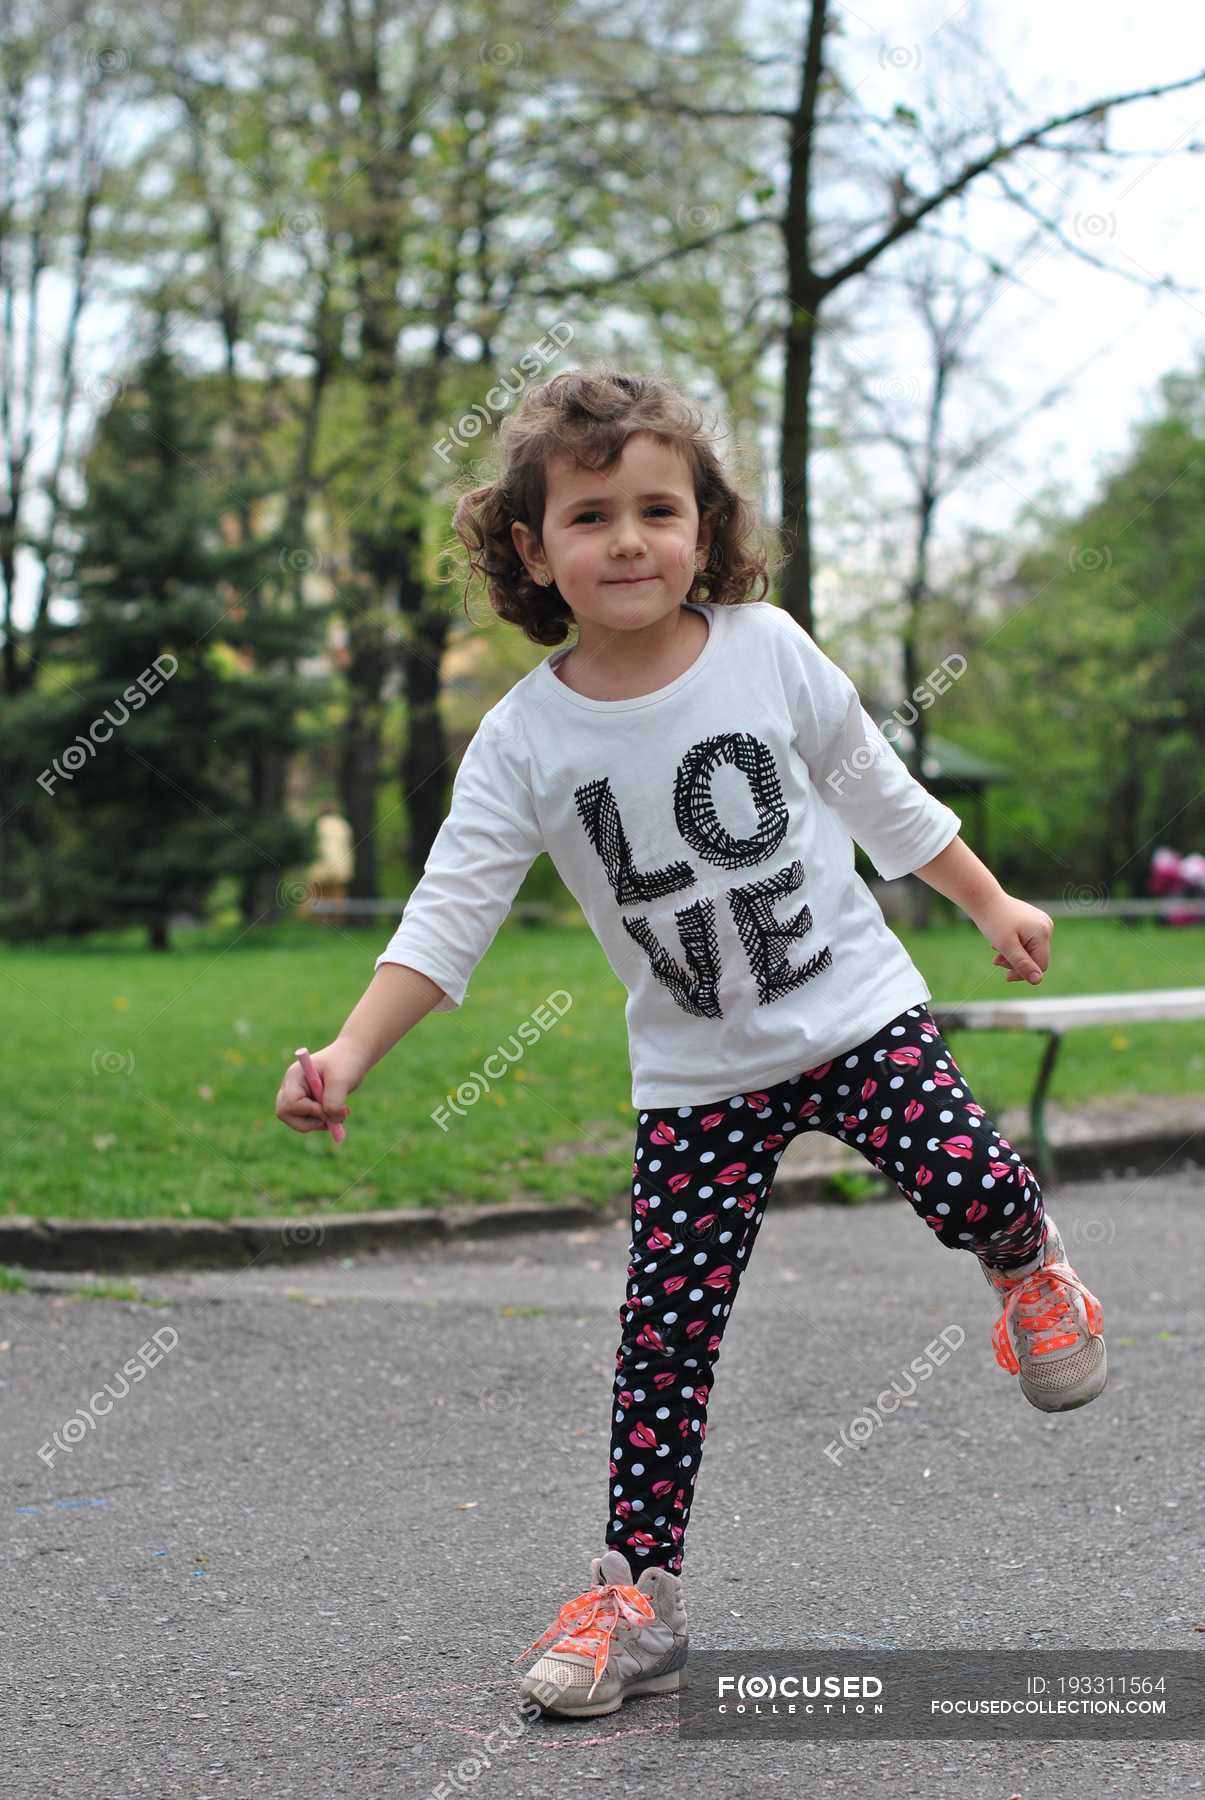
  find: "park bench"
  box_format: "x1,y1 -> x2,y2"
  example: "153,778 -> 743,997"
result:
930,987 -> 1205,1187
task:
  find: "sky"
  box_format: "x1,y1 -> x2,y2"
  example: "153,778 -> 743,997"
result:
804,0 -> 1205,559
10,0 -> 1205,633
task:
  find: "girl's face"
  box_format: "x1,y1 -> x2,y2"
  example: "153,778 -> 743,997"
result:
511,433 -> 710,634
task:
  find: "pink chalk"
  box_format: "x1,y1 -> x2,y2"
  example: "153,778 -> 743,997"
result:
295,1046 -> 346,1144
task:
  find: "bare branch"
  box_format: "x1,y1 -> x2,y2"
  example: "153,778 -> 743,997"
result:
983,163 -> 1205,300
519,211 -> 780,302
819,65 -> 1205,296
572,90 -> 795,121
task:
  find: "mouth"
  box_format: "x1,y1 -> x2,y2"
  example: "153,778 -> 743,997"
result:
606,575 -> 657,585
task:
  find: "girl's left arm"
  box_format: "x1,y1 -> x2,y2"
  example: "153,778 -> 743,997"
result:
913,834 -> 1054,986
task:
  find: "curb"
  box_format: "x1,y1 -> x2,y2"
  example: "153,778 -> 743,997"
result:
0,1122 -> 1199,1276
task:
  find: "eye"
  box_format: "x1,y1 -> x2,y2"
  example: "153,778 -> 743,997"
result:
571,505 -> 678,523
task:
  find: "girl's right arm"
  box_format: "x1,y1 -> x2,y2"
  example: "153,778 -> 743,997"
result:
275,962 -> 449,1133
277,707 -> 545,1135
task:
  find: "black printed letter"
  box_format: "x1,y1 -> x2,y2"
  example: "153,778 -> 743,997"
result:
621,897 -> 724,1018
727,858 -> 832,1004
674,734 -> 788,870
574,776 -> 695,905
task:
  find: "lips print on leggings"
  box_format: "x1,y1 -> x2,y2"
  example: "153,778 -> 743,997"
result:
702,1264 -> 734,1294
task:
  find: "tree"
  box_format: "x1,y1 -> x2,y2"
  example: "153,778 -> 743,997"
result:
530,2 -> 1205,637
816,200 -> 1097,920
0,313 -> 324,948
8,0 -> 1204,903
0,0 -> 134,695
936,351 -> 1205,895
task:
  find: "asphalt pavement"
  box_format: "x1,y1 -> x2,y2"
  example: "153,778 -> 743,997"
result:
2,1171 -> 1203,1798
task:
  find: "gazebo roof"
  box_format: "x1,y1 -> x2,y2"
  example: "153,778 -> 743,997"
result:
865,705 -> 1013,788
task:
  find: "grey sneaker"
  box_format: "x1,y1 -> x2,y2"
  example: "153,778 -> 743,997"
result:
513,1548 -> 688,1719
981,1215 -> 1107,1412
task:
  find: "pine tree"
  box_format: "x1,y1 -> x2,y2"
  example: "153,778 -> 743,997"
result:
1,311 -> 328,949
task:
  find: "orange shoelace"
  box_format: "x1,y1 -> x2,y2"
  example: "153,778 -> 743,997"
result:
513,1579 -> 656,1701
990,1258 -> 1104,1374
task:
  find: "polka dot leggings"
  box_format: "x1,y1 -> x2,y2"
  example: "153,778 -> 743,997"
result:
606,1003 -> 1046,1578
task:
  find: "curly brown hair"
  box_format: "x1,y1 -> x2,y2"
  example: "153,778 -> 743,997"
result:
449,363 -> 773,647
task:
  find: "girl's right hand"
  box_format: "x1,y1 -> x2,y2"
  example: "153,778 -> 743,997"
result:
275,1040 -> 367,1134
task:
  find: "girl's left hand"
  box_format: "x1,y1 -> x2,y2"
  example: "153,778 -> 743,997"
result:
975,895 -> 1054,986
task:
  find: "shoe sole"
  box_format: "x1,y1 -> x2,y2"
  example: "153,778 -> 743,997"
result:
1020,1339 -> 1108,1412
521,1666 -> 682,1719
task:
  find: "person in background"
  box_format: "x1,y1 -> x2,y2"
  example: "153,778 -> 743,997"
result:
300,802 -> 354,927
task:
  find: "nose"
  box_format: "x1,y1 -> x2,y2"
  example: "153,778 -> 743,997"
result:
608,508 -> 648,558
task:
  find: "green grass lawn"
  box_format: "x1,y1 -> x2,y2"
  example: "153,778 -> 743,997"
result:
4,914 -> 1203,1223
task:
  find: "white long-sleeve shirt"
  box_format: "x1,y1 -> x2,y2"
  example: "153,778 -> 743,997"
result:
375,600 -> 962,1107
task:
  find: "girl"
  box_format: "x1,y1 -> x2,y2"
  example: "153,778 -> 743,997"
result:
275,365 -> 1106,1723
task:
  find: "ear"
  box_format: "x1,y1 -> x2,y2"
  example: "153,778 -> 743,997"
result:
511,518 -> 548,585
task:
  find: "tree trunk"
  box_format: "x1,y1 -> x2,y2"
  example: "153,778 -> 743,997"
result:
903,484 -> 939,929
239,742 -> 290,924
778,298 -> 821,636
340,594 -> 385,903
398,530 -> 451,879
